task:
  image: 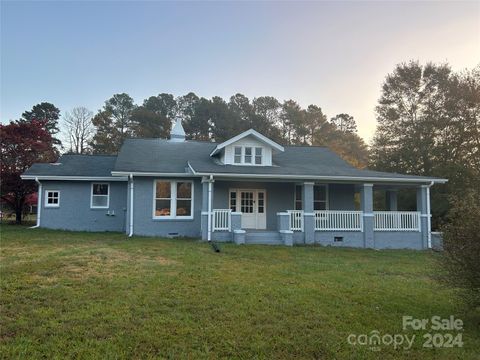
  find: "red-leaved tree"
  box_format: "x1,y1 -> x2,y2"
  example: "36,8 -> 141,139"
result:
0,120 -> 57,223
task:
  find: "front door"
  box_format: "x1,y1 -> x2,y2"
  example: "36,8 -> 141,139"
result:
231,189 -> 266,229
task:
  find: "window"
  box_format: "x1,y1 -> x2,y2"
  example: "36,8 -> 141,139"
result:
255,147 -> 263,165
230,191 -> 237,211
45,190 -> 60,207
244,147 -> 252,163
176,182 -> 192,217
231,145 -> 265,165
294,184 -> 328,210
234,146 -> 242,164
91,183 -> 109,208
240,191 -> 254,213
154,180 -> 193,219
294,185 -> 303,210
314,185 -> 328,210
258,191 -> 265,213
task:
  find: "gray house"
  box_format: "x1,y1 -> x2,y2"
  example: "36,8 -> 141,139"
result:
22,122 -> 447,249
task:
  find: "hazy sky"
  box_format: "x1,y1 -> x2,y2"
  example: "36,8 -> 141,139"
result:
1,1 -> 479,142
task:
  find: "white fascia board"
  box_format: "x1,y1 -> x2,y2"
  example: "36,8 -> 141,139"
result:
111,171 -> 198,177
210,129 -> 284,156
21,175 -> 128,181
187,166 -> 447,184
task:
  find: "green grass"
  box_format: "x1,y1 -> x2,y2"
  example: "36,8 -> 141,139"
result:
1,225 -> 478,359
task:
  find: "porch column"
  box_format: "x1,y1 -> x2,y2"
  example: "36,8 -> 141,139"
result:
303,182 -> 315,245
361,184 -> 374,248
416,185 -> 430,249
201,177 -> 214,241
386,190 -> 398,211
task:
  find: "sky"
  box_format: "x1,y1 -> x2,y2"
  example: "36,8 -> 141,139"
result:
1,1 -> 479,142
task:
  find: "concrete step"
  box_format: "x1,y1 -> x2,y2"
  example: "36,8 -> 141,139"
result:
245,231 -> 283,245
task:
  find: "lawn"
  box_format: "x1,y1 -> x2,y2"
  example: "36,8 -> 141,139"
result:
1,225 -> 479,359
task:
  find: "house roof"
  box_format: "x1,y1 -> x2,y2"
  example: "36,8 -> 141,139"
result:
21,154 -> 124,180
22,136 -> 447,185
209,129 -> 284,156
111,138 -> 447,184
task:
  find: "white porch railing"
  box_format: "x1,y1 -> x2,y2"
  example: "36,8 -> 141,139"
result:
314,210 -> 363,231
212,209 -> 231,231
287,210 -> 304,231
374,211 -> 420,231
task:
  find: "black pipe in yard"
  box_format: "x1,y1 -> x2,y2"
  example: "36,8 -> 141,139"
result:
210,241 -> 221,253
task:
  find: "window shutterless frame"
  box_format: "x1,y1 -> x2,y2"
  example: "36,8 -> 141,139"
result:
44,190 -> 60,207
90,183 -> 110,209
294,184 -> 329,210
152,180 -> 194,220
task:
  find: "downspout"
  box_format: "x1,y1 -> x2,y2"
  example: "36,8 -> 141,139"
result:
207,175 -> 213,242
128,173 -> 134,237
31,177 -> 41,228
426,181 -> 434,249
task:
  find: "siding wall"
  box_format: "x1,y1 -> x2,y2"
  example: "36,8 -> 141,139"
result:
41,180 -> 127,232
131,177 -> 202,237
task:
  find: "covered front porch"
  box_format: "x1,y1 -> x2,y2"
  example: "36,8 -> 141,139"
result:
201,177 -> 433,249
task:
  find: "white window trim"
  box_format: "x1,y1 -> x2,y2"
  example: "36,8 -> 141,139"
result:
294,184 -> 329,210
152,180 -> 194,220
232,145 -> 264,166
90,183 -> 110,209
45,190 -> 60,208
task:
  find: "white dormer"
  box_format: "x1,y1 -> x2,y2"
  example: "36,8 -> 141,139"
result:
210,129 -> 284,166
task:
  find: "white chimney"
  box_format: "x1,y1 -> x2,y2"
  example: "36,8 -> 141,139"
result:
170,118 -> 186,142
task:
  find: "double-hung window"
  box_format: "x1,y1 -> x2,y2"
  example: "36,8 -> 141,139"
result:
154,180 -> 193,219
234,146 -> 242,164
91,183 -> 109,208
294,184 -> 328,210
255,147 -> 263,164
232,146 -> 263,165
45,190 -> 60,207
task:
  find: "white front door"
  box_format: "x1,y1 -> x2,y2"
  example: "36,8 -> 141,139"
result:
231,189 -> 266,229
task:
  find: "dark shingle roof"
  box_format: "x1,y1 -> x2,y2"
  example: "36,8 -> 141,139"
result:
188,146 -> 433,180
23,155 -> 117,177
114,139 -> 217,173
23,139 -> 445,183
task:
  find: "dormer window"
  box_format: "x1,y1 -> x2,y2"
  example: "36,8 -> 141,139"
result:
245,147 -> 252,163
255,147 -> 263,165
210,129 -> 284,166
234,146 -> 242,164
232,146 -> 263,165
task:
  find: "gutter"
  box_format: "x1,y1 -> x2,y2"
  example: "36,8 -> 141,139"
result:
30,177 -> 42,228
128,173 -> 134,237
207,175 -> 213,242
426,181 -> 434,249
21,175 -> 128,181
187,163 -> 448,184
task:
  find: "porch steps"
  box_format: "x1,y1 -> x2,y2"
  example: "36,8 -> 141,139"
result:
245,231 -> 283,245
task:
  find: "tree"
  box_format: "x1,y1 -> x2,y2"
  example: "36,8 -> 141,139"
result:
280,100 -> 303,144
22,102 -> 61,145
131,106 -> 170,139
184,97 -> 211,141
63,107 -> 94,154
252,96 -> 283,141
144,93 -> 177,119
91,93 -> 136,154
209,97 -> 242,142
439,191 -> 480,308
304,105 -> 329,144
370,61 -> 480,225
0,120 -> 57,223
330,113 -> 357,133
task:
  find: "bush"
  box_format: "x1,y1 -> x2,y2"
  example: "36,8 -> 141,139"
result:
439,191 -> 480,308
